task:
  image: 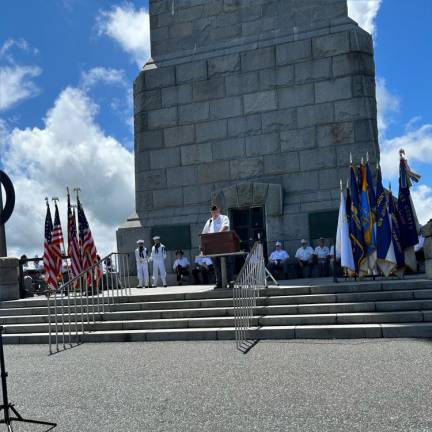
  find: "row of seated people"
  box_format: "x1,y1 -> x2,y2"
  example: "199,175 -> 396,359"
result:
267,238 -> 338,279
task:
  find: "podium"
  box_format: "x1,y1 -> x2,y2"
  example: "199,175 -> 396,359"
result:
200,231 -> 240,255
200,231 -> 245,288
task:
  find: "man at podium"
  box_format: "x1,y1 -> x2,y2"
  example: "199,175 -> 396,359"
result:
202,205 -> 230,234
202,205 -> 231,288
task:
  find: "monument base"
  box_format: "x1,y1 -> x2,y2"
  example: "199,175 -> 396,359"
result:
0,258 -> 20,301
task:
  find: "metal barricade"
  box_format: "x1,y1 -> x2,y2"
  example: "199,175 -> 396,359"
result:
46,252 -> 130,354
233,242 -> 266,351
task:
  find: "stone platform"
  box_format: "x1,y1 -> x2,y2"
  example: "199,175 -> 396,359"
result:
2,277 -> 432,344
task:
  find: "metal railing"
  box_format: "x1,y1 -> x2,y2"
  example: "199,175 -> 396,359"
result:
233,242 -> 266,352
46,252 -> 131,354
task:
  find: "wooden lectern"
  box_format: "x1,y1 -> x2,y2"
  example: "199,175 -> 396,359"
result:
200,231 -> 241,255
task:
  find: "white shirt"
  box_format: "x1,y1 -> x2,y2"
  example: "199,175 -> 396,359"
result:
415,235 -> 425,252
202,214 -> 230,234
314,246 -> 330,259
269,249 -> 289,262
173,257 -> 190,271
195,256 -> 213,266
135,247 -> 148,264
151,244 -> 166,261
295,246 -> 314,262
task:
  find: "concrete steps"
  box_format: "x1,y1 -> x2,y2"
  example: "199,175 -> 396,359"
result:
2,279 -> 432,344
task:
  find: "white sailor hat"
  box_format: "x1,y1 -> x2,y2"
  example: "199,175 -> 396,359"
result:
301,239 -> 307,244
275,241 -> 282,246
137,239 -> 144,244
152,235 -> 160,241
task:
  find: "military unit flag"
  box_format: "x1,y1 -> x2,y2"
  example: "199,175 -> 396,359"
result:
336,149 -> 421,278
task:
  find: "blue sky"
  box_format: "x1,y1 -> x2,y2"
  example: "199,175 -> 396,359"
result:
0,0 -> 431,257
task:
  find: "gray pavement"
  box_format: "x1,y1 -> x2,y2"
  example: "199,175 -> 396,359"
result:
4,340 -> 432,432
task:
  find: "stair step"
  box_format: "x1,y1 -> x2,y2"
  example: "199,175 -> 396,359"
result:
5,322 -> 432,344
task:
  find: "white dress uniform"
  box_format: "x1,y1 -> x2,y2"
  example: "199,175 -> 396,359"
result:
202,214 -> 230,234
135,247 -> 149,287
151,243 -> 167,286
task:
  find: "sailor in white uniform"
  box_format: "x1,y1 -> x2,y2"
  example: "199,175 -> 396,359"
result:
151,235 -> 167,287
135,240 -> 149,288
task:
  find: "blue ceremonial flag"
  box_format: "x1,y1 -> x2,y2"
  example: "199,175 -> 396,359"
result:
398,158 -> 419,249
375,166 -> 396,276
359,163 -> 376,273
365,161 -> 377,213
349,165 -> 364,274
388,192 -> 405,268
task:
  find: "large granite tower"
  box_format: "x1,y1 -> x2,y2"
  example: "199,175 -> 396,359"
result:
117,0 -> 379,271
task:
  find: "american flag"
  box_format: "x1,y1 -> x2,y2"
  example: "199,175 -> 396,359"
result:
43,201 -> 57,289
77,196 -> 102,282
67,192 -> 82,279
51,202 -> 64,280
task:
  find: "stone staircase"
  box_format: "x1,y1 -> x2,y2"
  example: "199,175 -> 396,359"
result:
2,279 -> 432,344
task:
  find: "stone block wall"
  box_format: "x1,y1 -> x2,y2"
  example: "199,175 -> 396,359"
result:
118,0 -> 380,268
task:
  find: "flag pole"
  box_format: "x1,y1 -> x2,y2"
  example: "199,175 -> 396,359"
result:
52,197 -> 67,349
67,186 -> 79,342
72,203 -> 84,334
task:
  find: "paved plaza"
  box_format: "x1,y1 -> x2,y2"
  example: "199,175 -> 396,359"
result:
4,339 -> 432,431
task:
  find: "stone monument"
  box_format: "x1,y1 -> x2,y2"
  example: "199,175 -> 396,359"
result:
117,0 -> 379,273
0,170 -> 20,300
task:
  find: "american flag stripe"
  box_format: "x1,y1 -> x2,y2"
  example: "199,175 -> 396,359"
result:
51,203 -> 64,279
67,192 -> 82,279
43,202 -> 58,289
77,197 -> 102,282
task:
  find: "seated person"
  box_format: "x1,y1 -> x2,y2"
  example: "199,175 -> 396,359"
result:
173,250 -> 190,285
32,255 -> 46,293
267,241 -> 289,278
314,238 -> 330,277
295,239 -> 314,278
192,251 -> 214,285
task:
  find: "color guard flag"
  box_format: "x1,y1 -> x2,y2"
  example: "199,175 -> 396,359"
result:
349,165 -> 365,274
67,190 -> 82,280
388,192 -> 405,269
336,190 -> 355,272
51,202 -> 65,280
375,166 -> 396,276
398,153 -> 419,271
359,163 -> 376,273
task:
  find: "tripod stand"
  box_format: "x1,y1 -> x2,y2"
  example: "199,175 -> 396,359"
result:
0,326 -> 57,431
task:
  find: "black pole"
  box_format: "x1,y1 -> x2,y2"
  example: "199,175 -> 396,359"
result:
0,326 -> 57,430
0,327 -> 11,426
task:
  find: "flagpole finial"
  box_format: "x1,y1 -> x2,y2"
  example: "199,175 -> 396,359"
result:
349,152 -> 353,164
366,151 -> 369,162
361,156 -> 364,165
340,179 -> 343,191
73,187 -> 81,200
66,186 -> 70,195
399,148 -> 405,159
52,197 -> 59,203
45,197 -> 49,205
346,179 -> 349,189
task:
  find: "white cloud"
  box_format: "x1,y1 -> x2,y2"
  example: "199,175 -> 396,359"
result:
97,2 -> 150,68
0,38 -> 41,112
411,185 -> 432,226
347,0 -> 382,36
2,86 -> 134,258
80,66 -> 127,91
0,65 -> 42,111
380,124 -> 432,179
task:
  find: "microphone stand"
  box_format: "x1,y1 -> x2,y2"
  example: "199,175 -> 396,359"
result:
0,326 -> 57,431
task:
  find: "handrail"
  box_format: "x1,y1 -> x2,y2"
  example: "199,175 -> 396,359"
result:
46,251 -> 131,355
233,242 -> 266,352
